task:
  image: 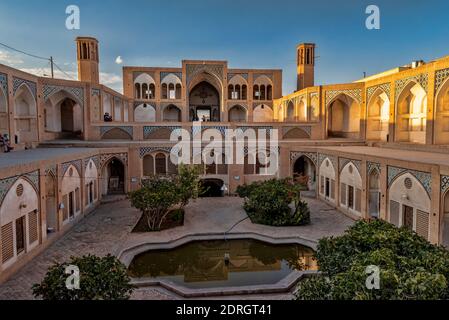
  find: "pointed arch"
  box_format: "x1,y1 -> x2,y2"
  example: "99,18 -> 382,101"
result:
367,88 -> 390,141
388,172 -> 430,239
228,105 -> 247,122
327,93 -> 361,138
395,81 -> 427,144
101,127 -> 133,140
319,157 -> 336,202
340,162 -> 363,215
434,76 -> 449,144
134,103 -> 156,122
101,157 -> 126,195
253,104 -> 273,122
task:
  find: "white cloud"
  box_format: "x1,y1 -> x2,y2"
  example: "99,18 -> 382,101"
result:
0,50 -> 24,66
115,56 -> 123,64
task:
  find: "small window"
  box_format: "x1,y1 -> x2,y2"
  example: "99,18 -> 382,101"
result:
16,184 -> 24,197
404,177 -> 413,190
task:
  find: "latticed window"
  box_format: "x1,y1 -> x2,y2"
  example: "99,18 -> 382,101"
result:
1,222 -> 14,264
330,179 -> 335,199
389,200 -> 400,227
28,211 -> 38,244
340,183 -> 347,205
62,194 -> 69,221
75,188 -> 80,212
416,210 -> 429,240
355,189 -> 362,212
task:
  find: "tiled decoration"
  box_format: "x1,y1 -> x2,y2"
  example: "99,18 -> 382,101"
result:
143,126 -> 181,139
228,73 -> 248,81
434,68 -> 449,95
139,146 -> 172,158
0,170 -> 40,206
61,160 -> 82,176
290,152 -> 318,166
191,126 -> 228,136
366,83 -> 391,102
186,64 -> 224,86
387,166 -> 432,196
83,156 -> 100,171
441,175 -> 449,195
0,73 -> 7,95
13,77 -> 37,99
325,88 -> 362,106
339,158 -> 362,174
367,161 -> 381,175
100,126 -> 133,137
99,153 -> 128,169
43,84 -> 84,107
394,73 -> 428,102
45,165 -> 57,178
318,153 -> 338,170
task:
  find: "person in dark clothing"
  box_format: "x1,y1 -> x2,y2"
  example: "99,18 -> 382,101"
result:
0,134 -> 13,153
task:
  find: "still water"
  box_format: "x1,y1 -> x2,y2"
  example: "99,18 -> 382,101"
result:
128,239 -> 316,289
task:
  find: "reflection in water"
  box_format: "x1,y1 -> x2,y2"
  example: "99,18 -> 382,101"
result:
128,239 -> 317,289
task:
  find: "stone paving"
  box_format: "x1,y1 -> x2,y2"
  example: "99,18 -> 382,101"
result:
0,196 -> 354,300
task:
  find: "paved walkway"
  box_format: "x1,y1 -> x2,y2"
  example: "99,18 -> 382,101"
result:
0,196 -> 353,300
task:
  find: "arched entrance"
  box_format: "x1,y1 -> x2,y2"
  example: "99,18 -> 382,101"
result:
44,90 -> 83,139
162,104 -> 181,122
45,173 -> 58,234
189,81 -> 220,122
388,173 -> 430,240
228,105 -> 247,122
367,90 -> 390,141
14,84 -> 37,144
328,94 -> 360,138
200,179 -> 225,197
442,191 -> 449,247
102,158 -> 125,195
434,78 -> 449,144
368,169 -> 381,218
395,82 -> 427,144
293,156 -> 316,191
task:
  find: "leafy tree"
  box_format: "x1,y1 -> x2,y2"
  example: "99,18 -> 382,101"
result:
295,219 -> 449,300
175,163 -> 204,210
238,178 -> 310,226
32,254 -> 133,300
129,177 -> 181,231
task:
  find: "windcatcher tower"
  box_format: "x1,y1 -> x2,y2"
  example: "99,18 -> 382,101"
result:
75,37 -> 99,84
296,43 -> 315,91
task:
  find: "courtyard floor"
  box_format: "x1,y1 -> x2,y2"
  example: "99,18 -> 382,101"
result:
0,196 -> 353,300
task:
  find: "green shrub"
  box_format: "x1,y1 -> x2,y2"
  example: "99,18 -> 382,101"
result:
32,254 -> 133,300
296,219 -> 449,300
129,164 -> 202,231
238,178 -> 310,226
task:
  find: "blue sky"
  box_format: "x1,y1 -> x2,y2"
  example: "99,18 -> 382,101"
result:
1,0 -> 449,94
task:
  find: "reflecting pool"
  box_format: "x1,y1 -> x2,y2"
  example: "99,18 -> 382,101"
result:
128,239 -> 316,289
